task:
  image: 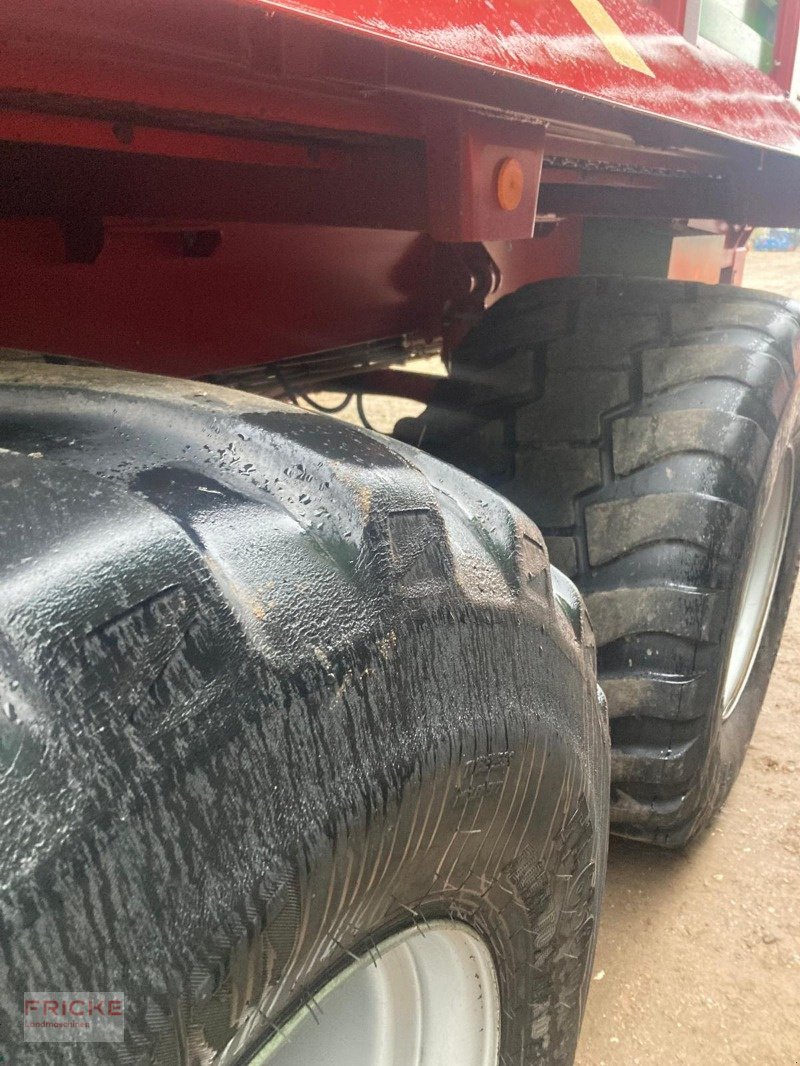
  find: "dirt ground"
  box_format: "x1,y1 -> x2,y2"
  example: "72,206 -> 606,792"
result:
309,252 -> 800,1064
576,251 -> 800,1066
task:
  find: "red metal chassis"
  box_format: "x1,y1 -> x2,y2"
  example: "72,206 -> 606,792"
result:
2,0 -> 800,375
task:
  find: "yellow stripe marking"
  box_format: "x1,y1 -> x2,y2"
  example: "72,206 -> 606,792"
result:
568,0 -> 655,77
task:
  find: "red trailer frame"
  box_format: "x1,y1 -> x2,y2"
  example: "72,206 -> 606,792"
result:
1,0 -> 800,374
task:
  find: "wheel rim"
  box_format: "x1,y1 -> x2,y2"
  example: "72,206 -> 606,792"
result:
250,921 -> 501,1066
722,450 -> 794,720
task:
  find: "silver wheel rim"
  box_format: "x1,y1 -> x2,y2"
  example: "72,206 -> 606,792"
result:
250,921 -> 500,1066
722,450 -> 794,720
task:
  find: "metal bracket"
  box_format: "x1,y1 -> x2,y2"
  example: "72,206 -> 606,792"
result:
426,112 -> 546,242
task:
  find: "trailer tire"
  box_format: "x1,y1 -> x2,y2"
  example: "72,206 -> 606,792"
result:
0,363 -> 608,1064
396,276 -> 800,845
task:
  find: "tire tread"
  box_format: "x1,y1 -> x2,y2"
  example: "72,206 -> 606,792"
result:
402,276 -> 800,841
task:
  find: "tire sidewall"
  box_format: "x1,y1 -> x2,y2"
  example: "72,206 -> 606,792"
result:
174,608 -> 607,1066
704,383 -> 800,828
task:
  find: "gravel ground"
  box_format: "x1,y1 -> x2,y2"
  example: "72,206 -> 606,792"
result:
306,252 -> 800,1064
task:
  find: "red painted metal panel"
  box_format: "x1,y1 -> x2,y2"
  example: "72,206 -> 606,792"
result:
426,115 -> 545,241
0,216 -> 586,372
1,0 -> 800,158
773,0 -> 800,93
257,0 -> 800,153
2,0 -> 800,377
0,220 -> 437,375
651,0 -> 687,33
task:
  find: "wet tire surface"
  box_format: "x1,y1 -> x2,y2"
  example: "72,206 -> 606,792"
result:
0,364 -> 608,1064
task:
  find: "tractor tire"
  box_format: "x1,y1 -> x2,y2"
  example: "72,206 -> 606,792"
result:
395,276 -> 800,846
0,362 -> 608,1065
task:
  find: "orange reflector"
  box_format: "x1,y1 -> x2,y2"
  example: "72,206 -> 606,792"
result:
496,157 -> 524,212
